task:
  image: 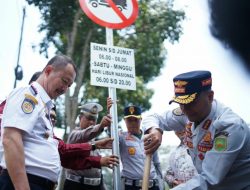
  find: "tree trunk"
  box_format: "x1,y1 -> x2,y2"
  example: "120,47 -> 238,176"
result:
57,9 -> 82,190
65,28 -> 93,131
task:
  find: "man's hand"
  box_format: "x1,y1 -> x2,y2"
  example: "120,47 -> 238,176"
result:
100,155 -> 119,169
143,128 -> 162,155
106,97 -> 119,114
94,137 -> 113,149
99,114 -> 112,129
107,97 -> 113,113
173,179 -> 184,187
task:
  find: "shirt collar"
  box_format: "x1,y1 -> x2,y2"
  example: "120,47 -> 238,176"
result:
192,100 -> 216,132
31,82 -> 53,108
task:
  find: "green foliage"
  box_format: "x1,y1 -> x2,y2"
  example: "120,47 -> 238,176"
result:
26,0 -> 185,123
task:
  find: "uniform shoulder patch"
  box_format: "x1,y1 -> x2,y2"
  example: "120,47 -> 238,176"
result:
21,94 -> 38,114
214,132 -> 228,152
172,107 -> 184,116
25,94 -> 38,105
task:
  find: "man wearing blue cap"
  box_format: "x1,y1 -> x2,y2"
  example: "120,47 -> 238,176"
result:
106,98 -> 163,190
142,70 -> 250,190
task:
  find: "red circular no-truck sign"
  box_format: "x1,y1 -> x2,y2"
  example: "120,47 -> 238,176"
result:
79,0 -> 138,29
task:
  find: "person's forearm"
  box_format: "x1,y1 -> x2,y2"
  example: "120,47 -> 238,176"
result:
68,126 -> 102,143
56,137 -> 91,158
3,128 -> 30,190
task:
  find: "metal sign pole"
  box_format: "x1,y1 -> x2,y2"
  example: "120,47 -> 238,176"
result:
106,28 -> 121,190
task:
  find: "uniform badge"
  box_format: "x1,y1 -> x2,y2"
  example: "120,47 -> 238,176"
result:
128,147 -> 136,155
185,141 -> 193,149
202,119 -> 211,130
198,132 -> 213,153
198,153 -> 204,160
129,106 -> 135,114
214,135 -> 227,151
44,131 -> 50,139
21,94 -> 38,114
203,132 -> 212,142
172,107 -> 184,116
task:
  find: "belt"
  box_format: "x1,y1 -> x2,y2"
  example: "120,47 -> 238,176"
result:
67,173 -> 101,186
123,178 -> 159,188
2,169 -> 55,190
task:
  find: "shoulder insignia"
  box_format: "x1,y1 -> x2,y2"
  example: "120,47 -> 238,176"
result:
21,94 -> 38,114
25,94 -> 38,105
128,147 -> 136,155
202,119 -> 212,130
30,85 -> 38,95
214,134 -> 227,152
172,107 -> 184,116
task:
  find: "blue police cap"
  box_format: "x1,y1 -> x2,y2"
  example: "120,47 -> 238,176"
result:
169,70 -> 212,104
124,105 -> 142,119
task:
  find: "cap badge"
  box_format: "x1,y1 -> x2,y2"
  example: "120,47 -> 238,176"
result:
174,80 -> 188,87
174,80 -> 188,93
91,105 -> 98,113
129,106 -> 135,114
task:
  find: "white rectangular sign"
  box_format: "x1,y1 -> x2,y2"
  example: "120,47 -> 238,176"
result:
90,42 -> 136,90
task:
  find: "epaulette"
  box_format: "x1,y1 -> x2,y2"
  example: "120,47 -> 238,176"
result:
30,84 -> 38,95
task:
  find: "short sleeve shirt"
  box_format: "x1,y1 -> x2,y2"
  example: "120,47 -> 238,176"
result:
0,82 -> 60,182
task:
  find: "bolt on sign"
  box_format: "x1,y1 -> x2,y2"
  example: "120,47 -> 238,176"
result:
90,42 -> 136,90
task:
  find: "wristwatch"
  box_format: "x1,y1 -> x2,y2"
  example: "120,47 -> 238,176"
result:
91,143 -> 96,151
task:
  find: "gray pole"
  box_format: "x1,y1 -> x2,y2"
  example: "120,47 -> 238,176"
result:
106,28 -> 121,190
14,7 -> 26,88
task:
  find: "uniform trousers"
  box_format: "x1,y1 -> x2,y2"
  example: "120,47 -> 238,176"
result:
63,179 -> 102,190
0,169 -> 55,190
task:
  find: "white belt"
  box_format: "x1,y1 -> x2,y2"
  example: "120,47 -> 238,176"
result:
123,178 -> 158,188
67,174 -> 101,186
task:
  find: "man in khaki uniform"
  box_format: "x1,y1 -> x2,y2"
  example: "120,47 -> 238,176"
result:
63,102 -> 112,190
